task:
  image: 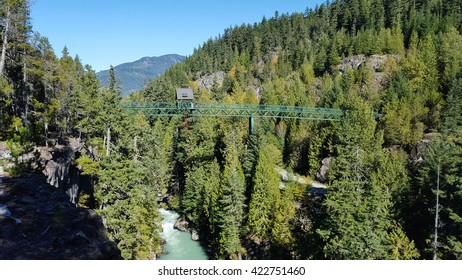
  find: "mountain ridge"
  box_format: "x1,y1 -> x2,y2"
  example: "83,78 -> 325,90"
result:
97,54 -> 185,96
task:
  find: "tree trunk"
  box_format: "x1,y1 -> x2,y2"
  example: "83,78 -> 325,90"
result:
44,123 -> 48,148
23,58 -> 29,123
106,127 -> 111,156
0,7 -> 11,79
133,136 -> 138,162
433,163 -> 440,260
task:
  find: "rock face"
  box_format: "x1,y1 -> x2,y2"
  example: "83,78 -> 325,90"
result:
195,71 -> 263,100
173,216 -> 190,232
409,139 -> 430,164
336,54 -> 400,92
196,71 -> 226,90
409,133 -> 441,165
0,142 -> 11,160
315,157 -> 333,183
172,215 -> 201,241
338,54 -> 399,73
39,138 -> 93,205
0,174 -> 121,260
191,229 -> 200,241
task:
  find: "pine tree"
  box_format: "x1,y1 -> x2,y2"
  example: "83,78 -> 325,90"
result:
75,65 -> 102,139
388,222 -> 420,259
443,78 -> 462,137
108,64 -> 121,96
271,183 -> 296,258
0,0 -> 31,78
381,72 -> 425,145
218,130 -> 246,259
317,97 -> 392,259
95,159 -> 162,259
439,27 -> 462,88
247,144 -> 281,240
416,138 -> 462,259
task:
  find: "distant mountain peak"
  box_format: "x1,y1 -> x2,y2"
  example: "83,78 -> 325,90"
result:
96,54 -> 185,96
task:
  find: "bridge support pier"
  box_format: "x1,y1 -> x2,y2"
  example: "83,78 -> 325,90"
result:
249,115 -> 254,135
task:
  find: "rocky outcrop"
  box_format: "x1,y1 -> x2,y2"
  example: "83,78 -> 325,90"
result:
336,54 -> 399,93
409,140 -> 430,164
1,138 -> 94,206
196,72 -> 263,100
0,174 -> 121,260
315,157 -> 333,183
196,71 -> 226,90
338,54 -> 399,73
39,138 -> 93,205
243,235 -> 272,260
409,133 -> 441,166
173,216 -> 190,232
191,229 -> 200,241
0,142 -> 11,160
172,215 -> 202,241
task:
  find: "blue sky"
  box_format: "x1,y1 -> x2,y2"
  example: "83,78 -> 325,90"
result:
31,1 -> 326,72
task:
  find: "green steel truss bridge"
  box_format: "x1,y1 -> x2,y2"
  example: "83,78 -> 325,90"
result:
121,101 -> 343,120
121,101 -> 344,133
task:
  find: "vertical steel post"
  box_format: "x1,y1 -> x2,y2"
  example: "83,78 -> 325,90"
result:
249,115 -> 254,135
185,111 -> 189,131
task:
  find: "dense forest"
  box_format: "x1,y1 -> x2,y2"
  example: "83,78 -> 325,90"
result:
1,0 -> 462,260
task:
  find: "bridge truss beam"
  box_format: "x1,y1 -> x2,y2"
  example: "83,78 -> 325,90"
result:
120,101 -> 344,121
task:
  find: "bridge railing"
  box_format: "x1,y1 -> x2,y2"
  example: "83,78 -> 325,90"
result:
120,101 -> 344,120
194,102 -> 342,114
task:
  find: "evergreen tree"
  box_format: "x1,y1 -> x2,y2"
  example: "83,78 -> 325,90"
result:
439,27 -> 462,88
271,184 -> 296,258
416,138 -> 462,259
182,159 -> 222,248
3,0 -> 462,260
317,97 -> 392,259
443,78 -> 462,137
95,159 -> 162,259
247,144 -> 281,240
218,130 -> 246,259
0,0 -> 31,78
75,65 -> 102,139
108,64 -> 121,96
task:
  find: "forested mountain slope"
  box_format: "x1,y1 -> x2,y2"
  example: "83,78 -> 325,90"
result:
1,0 -> 462,259
96,54 -> 185,96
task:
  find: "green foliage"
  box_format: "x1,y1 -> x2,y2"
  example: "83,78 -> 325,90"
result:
270,185 -> 296,258
443,78 -> 462,137
388,222 -> 420,260
182,160 -> 221,230
218,130 -> 246,259
6,126 -> 32,157
439,27 -> 462,87
6,125 -> 35,174
75,154 -> 99,176
3,0 -> 462,261
415,138 -> 462,259
95,159 -> 162,260
317,98 -> 394,259
381,72 -> 426,145
247,145 -> 281,240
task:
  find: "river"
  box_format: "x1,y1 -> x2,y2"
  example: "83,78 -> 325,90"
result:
157,208 -> 208,260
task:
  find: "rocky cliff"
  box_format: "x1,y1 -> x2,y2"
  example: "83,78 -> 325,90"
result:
39,138 -> 93,206
0,139 -> 121,259
0,174 -> 121,259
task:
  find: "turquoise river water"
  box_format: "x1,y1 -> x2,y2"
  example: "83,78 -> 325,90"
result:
157,208 -> 208,260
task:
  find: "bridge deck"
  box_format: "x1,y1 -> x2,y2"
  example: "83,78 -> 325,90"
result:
120,102 -> 344,121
